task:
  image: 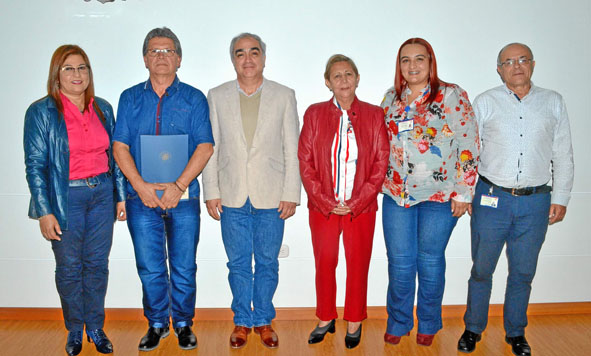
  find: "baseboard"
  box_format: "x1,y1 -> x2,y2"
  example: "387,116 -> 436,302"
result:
1,302 -> 590,321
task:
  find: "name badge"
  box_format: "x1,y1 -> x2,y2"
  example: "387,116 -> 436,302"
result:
480,195 -> 498,208
398,119 -> 414,132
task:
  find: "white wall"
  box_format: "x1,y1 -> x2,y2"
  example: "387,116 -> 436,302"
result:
1,0 -> 589,309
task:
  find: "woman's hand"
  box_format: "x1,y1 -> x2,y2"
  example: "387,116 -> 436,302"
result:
116,201 -> 127,221
451,200 -> 471,218
331,203 -> 352,216
39,214 -> 62,241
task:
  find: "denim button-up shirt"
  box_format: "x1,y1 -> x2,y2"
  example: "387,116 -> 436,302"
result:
113,76 -> 214,199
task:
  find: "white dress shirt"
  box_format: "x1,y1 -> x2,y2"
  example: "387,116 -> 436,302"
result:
331,98 -> 358,203
474,83 -> 574,205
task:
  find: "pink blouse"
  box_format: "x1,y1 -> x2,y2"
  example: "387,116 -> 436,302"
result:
61,93 -> 109,180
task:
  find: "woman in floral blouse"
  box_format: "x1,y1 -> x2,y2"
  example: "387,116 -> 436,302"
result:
381,38 -> 479,347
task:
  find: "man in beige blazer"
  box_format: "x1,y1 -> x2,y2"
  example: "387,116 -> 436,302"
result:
202,33 -> 300,349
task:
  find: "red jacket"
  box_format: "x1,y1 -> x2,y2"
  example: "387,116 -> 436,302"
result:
298,97 -> 389,217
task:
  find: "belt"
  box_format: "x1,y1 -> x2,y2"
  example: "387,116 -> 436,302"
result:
69,172 -> 111,188
479,176 -> 551,196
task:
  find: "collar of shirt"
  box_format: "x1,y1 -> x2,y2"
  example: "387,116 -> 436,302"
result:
60,92 -> 95,116
503,82 -> 537,101
237,78 -> 264,97
143,75 -> 181,97
330,95 -> 360,120
401,83 -> 431,105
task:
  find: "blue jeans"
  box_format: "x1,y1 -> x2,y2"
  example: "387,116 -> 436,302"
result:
51,179 -> 114,332
220,198 -> 285,327
464,179 -> 550,337
126,197 -> 200,328
382,195 -> 458,336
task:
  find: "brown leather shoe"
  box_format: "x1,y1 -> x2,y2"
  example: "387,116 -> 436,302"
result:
254,325 -> 279,348
230,326 -> 251,349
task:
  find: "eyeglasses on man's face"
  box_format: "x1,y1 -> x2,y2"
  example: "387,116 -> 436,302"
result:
147,48 -> 177,57
499,58 -> 532,67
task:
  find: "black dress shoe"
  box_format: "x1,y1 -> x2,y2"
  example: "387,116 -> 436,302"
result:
86,329 -> 113,354
505,335 -> 531,356
308,319 -> 336,344
344,324 -> 362,349
457,329 -> 481,353
175,326 -> 197,350
139,326 -> 170,351
65,331 -> 83,356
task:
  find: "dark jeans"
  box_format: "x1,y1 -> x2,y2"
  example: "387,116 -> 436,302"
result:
464,179 -> 550,337
126,197 -> 200,328
51,179 -> 114,332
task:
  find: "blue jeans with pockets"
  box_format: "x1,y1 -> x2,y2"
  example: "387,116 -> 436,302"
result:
220,198 -> 285,327
382,195 -> 458,336
464,179 -> 550,337
126,197 -> 200,328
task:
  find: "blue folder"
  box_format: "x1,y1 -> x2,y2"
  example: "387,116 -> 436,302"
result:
140,134 -> 188,199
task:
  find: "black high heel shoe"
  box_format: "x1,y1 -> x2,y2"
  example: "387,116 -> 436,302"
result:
345,324 -> 362,349
65,331 -> 83,356
308,319 -> 336,344
86,329 -> 113,354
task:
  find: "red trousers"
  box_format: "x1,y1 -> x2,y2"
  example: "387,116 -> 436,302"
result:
309,210 -> 376,322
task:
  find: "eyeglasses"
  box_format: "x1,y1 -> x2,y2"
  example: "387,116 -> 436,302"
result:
147,48 -> 177,57
61,65 -> 89,75
499,58 -> 532,67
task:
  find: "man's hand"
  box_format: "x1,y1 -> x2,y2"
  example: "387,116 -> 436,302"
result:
39,214 -> 62,241
160,183 -> 184,210
278,201 -> 297,220
451,200 -> 471,217
206,199 -> 223,220
331,203 -> 352,216
549,204 -> 567,225
116,202 -> 127,221
134,181 -> 166,209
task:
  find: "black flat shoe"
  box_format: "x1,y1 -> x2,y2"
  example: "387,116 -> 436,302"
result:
308,319 -> 336,344
505,335 -> 531,356
457,329 -> 481,353
175,326 -> 197,350
345,324 -> 362,349
139,326 -> 170,351
86,329 -> 113,354
65,331 -> 83,356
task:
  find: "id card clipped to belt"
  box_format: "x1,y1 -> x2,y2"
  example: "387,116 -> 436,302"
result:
480,186 -> 498,208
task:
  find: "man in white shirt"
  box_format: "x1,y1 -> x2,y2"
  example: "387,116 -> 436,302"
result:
457,43 -> 574,356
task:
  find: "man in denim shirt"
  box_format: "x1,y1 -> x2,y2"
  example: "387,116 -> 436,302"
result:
113,27 -> 213,351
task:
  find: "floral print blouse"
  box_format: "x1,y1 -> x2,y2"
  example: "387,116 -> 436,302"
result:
381,83 -> 479,207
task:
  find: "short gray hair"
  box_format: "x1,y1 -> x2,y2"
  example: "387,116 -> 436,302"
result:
143,27 -> 182,57
229,33 -> 266,60
497,42 -> 533,66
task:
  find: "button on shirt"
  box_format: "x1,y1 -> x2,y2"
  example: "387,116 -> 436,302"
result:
113,76 -> 214,198
474,84 -> 574,205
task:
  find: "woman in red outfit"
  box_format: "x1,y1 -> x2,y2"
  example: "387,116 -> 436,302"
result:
298,54 -> 389,349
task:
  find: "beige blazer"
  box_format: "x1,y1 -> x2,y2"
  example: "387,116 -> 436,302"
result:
202,78 -> 301,209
